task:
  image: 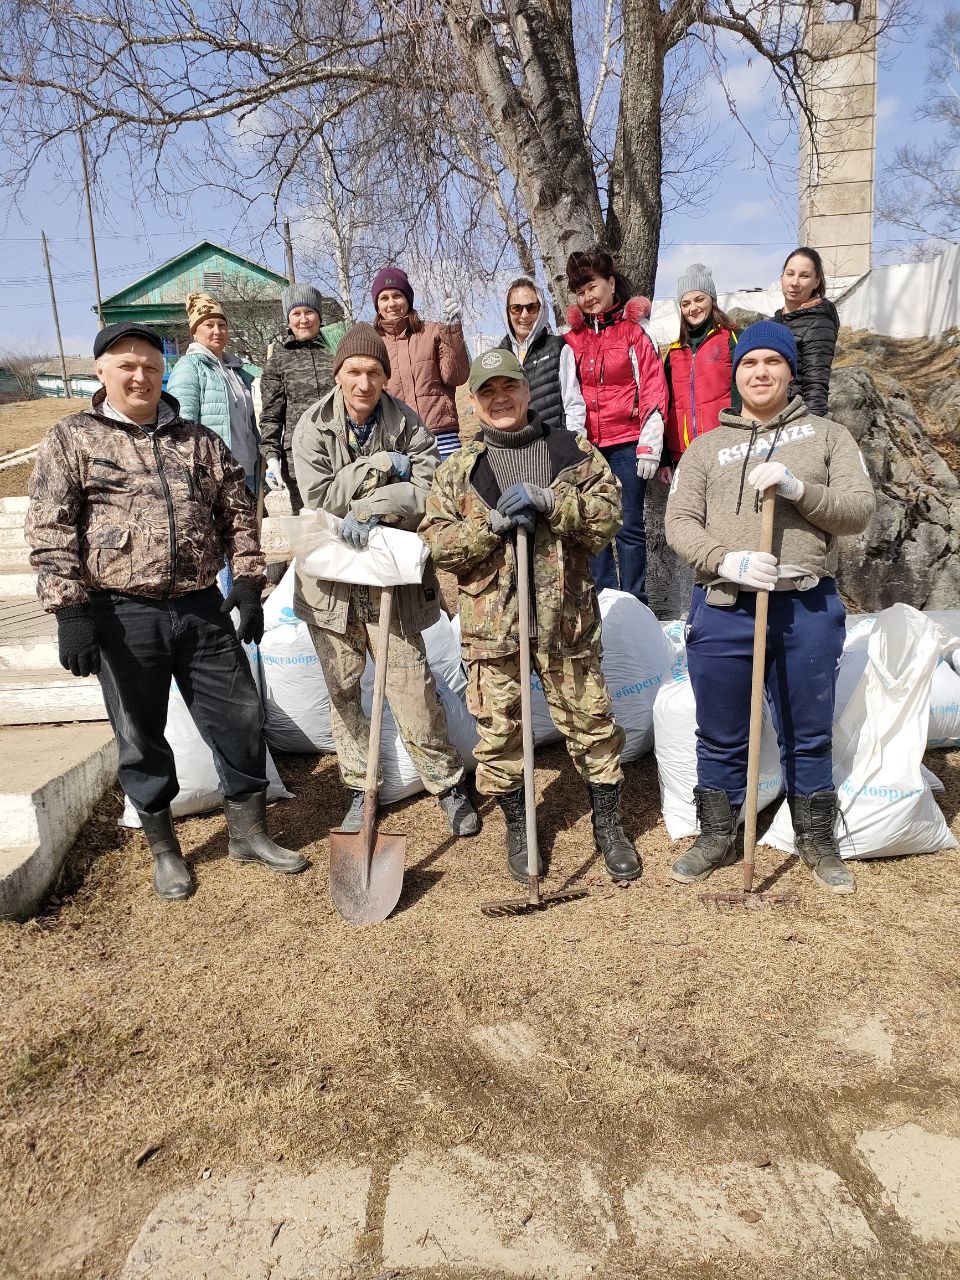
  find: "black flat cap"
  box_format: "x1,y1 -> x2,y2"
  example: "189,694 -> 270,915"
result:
93,323 -> 165,360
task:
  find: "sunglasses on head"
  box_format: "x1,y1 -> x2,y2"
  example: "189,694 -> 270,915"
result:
508,301 -> 541,316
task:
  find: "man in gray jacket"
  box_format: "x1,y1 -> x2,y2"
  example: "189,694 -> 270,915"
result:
293,323 -> 479,836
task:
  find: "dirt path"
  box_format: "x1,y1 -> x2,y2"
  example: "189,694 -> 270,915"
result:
2,745 -> 959,1278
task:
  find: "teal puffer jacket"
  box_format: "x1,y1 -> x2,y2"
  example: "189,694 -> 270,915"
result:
166,346 -> 254,451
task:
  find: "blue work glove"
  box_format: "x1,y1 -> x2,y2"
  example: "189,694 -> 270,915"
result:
387,452 -> 411,481
341,511 -> 379,550
497,482 -> 555,519
221,576 -> 265,644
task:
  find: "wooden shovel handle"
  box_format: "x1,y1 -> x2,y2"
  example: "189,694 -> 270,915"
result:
363,586 -> 394,835
515,526 -> 540,904
742,488 -> 776,892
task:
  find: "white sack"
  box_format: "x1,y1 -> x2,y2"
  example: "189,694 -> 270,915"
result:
280,510 -> 429,585
598,590 -> 675,760
262,562 -> 300,630
260,621 -> 335,754
449,612 -> 560,745
121,676 -> 291,826
661,619 -> 689,685
422,611 -> 467,697
653,675 -> 784,841
928,657 -> 960,749
762,603 -> 958,860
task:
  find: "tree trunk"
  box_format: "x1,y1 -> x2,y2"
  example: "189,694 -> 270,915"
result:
606,0 -> 665,298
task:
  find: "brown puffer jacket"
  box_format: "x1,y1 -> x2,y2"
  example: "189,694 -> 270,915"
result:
379,319 -> 470,436
26,388 -> 265,612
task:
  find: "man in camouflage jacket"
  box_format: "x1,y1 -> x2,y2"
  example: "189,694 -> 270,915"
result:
420,348 -> 641,883
26,322 -> 307,903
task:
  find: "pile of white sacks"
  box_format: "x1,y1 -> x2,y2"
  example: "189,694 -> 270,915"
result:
124,558 -> 960,862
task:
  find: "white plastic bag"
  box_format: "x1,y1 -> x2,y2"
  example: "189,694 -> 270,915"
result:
121,677 -> 291,826
653,675 -> 783,840
361,678 -> 480,804
260,621 -> 335,754
262,562 -> 300,630
422,612 -> 467,697
762,604 -> 958,860
660,619 -> 689,685
928,657 -> 960,749
598,590 -> 675,760
280,510 -> 429,586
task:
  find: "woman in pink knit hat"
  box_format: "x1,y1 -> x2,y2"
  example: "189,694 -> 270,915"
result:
370,266 -> 470,461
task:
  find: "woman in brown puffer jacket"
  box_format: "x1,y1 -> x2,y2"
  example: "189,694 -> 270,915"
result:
371,266 -> 470,461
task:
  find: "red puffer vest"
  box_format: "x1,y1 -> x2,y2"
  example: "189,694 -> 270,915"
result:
563,298 -> 667,450
664,327 -> 734,464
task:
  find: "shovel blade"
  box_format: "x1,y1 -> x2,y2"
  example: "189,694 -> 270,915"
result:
329,828 -> 406,926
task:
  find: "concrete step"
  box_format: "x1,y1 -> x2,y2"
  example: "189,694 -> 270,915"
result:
0,544 -> 32,568
0,496 -> 29,514
0,722 -> 117,919
0,635 -> 59,670
0,512 -> 27,530
0,567 -> 37,599
0,666 -> 107,725
0,525 -> 28,547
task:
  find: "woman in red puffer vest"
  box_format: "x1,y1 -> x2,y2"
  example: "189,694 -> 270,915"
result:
564,247 -> 668,605
658,262 -> 739,487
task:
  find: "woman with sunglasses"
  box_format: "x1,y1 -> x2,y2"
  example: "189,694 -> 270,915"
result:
497,276 -> 586,436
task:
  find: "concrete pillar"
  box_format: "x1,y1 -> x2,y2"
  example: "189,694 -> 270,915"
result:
799,1 -> 878,280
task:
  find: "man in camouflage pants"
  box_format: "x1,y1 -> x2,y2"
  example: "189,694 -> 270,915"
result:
292,322 -> 478,837
420,348 -> 640,882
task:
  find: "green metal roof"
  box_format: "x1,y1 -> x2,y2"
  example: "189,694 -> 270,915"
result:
100,240 -> 288,316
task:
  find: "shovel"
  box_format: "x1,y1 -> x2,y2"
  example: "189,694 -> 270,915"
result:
328,586 -> 406,925
700,488 -> 797,911
481,524 -> 587,918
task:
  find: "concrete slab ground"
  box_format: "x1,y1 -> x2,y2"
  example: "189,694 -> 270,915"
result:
856,1124 -> 960,1243
0,722 -> 117,920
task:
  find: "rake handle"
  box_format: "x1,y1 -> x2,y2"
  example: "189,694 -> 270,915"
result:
743,488 -> 776,893
515,525 -> 540,906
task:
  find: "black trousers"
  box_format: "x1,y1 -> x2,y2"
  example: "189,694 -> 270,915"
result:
92,586 -> 267,815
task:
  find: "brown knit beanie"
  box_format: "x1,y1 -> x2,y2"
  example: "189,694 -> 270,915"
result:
185,291 -> 227,332
333,322 -> 391,378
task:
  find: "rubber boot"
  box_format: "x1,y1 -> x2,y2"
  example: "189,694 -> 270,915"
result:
138,808 -> 193,901
788,791 -> 854,895
670,787 -> 741,884
497,789 -> 542,882
438,783 -> 480,836
223,791 -> 309,874
338,789 -> 368,834
588,782 -> 641,881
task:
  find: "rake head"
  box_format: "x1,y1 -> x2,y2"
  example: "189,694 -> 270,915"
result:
481,886 -> 587,917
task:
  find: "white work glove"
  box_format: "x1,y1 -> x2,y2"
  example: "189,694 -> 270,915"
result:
748,460 -> 804,502
264,457 -> 285,491
719,550 -> 778,591
636,456 -> 658,481
443,297 -> 463,323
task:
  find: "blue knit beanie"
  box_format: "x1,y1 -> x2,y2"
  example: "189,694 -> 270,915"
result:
732,320 -> 797,377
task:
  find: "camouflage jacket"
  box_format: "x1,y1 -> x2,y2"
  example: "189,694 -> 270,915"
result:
26,388 -> 265,612
258,333 -> 336,462
420,419 -> 622,660
291,387 -> 442,637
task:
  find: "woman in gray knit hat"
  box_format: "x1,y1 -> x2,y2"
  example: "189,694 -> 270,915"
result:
258,284 -> 344,513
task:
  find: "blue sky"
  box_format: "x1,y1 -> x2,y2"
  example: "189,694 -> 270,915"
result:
0,6 -> 938,357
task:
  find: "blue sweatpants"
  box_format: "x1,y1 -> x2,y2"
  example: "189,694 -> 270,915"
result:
685,579 -> 845,805
590,441 -> 648,604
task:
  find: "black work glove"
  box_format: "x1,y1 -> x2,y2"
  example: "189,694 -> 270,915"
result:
221,576 -> 265,645
56,605 -> 101,678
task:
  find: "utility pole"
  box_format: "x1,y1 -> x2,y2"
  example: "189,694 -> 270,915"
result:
40,232 -> 71,398
76,113 -> 104,328
282,216 -> 296,284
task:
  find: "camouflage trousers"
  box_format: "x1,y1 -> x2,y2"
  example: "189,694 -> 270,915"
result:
306,605 -> 464,796
466,651 -> 625,796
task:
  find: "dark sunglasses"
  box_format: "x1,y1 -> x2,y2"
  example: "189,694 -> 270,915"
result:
508,301 -> 541,316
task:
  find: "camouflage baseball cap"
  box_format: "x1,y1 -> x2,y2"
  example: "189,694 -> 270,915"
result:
468,347 -> 527,392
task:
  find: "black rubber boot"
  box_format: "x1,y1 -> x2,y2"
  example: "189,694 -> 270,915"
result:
339,789 -> 368,833
438,783 -> 480,836
138,808 -> 193,902
223,791 -> 308,874
588,782 -> 641,881
670,787 -> 741,884
497,789 -> 542,882
788,791 -> 854,895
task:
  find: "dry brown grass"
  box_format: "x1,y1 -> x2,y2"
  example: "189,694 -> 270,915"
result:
1,744 -> 959,1278
0,398 -> 87,454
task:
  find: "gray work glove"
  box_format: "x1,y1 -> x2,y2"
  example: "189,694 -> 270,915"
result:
341,511 -> 379,550
497,482 -> 555,521
387,452 -> 412,481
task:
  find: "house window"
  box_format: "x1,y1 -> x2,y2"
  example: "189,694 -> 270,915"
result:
823,2 -> 861,19
202,270 -> 225,293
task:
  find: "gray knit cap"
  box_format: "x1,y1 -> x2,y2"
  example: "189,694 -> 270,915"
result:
282,284 -> 325,320
676,263 -> 717,304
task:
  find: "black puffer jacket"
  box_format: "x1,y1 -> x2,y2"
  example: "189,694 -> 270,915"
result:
775,297 -> 839,417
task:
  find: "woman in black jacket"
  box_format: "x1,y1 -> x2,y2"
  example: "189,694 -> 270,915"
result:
775,247 -> 839,416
